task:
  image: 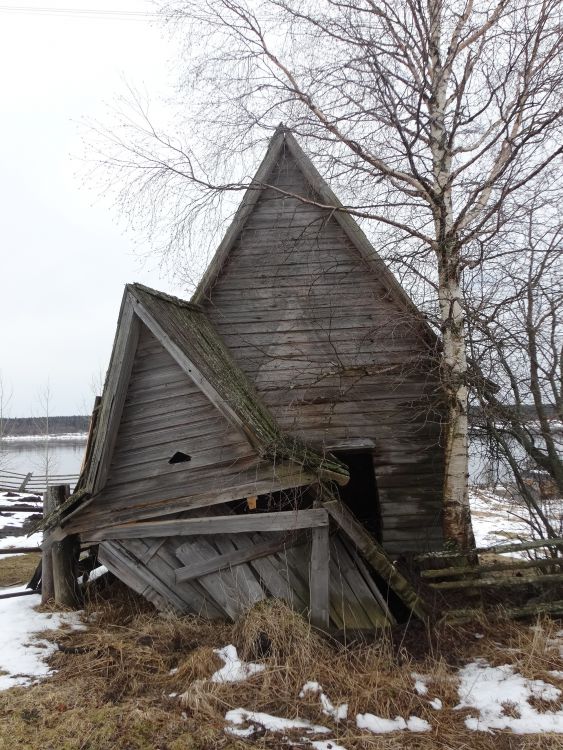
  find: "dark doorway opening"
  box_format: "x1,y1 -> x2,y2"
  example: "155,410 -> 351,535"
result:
333,449 -> 381,541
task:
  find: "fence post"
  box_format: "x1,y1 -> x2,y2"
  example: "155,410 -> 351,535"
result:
41,484 -> 62,603
18,472 -> 33,492
48,483 -> 81,607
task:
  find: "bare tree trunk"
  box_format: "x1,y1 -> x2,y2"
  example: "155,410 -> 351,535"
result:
439,257 -> 475,549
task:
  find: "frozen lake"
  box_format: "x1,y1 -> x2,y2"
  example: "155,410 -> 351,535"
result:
1,433 -> 505,487
0,437 -> 87,478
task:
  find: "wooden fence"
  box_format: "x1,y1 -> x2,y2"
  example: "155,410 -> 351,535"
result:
0,469 -> 79,494
417,537 -> 563,621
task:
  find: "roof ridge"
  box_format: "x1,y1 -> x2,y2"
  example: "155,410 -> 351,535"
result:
128,282 -> 203,312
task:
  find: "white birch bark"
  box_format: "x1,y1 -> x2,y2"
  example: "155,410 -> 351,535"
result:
428,0 -> 475,549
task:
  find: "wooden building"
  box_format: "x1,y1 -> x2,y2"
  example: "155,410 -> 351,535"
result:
48,129 -> 444,629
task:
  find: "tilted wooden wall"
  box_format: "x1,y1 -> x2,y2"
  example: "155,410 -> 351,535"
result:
71,325 -> 314,538
202,148 -> 444,552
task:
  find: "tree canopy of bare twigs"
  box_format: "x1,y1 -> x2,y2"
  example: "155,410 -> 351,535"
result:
467,193 -> 562,541
93,0 -> 563,549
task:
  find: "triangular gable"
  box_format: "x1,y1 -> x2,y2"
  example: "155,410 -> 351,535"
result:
53,283 -> 348,534
193,127 -> 435,343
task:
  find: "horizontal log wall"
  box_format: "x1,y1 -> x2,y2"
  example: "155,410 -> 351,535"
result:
71,326 -> 314,535
204,147 -> 444,552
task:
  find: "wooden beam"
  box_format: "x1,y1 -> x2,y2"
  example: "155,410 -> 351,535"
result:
422,556 -> 563,579
174,531 -> 306,582
41,485 -> 62,603
0,589 -> 39,600
429,572 -> 563,590
416,536 -> 563,561
91,509 -> 329,542
445,600 -> 563,623
309,525 -> 330,629
52,533 -> 82,607
322,498 -> 427,620
0,547 -> 42,556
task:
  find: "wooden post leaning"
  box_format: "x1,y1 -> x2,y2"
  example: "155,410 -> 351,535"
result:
41,485 -> 60,604
45,484 -> 81,607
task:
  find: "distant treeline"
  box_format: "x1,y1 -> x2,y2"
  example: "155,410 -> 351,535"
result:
0,415 -> 90,437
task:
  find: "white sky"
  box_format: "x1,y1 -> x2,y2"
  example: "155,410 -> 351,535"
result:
0,2 -> 186,416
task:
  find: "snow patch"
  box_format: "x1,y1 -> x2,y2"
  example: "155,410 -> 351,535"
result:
0,587 -> 85,690
210,644 -> 265,683
456,660 -> 563,733
412,672 -> 429,695
300,681 -> 348,722
356,713 -> 431,733
225,707 -> 331,736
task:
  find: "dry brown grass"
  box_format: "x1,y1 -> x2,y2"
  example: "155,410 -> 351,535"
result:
0,552 -> 40,588
0,582 -> 563,749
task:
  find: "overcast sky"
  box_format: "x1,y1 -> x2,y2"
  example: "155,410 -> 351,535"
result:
0,2 -> 186,417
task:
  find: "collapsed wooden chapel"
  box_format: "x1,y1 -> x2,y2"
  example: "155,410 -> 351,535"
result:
47,129 -> 446,629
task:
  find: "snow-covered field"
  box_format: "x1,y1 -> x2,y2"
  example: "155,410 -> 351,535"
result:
0,491 -> 43,556
0,587 -> 84,690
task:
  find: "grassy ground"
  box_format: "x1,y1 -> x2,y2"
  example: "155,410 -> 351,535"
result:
0,552 -> 40,588
0,573 -> 562,750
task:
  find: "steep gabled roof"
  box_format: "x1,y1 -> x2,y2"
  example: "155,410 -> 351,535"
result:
193,127 -> 436,343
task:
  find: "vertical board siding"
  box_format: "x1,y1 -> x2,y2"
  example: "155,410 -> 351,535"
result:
203,148 -> 444,552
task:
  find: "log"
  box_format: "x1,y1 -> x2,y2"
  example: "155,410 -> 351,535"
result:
0,547 -> 41,555
429,572 -> 563,590
422,556 -> 563,579
0,505 -> 43,513
52,533 -> 82,608
0,589 -> 40,600
416,536 -> 563,561
42,485 -> 64,603
48,484 -> 81,608
445,599 -> 563,623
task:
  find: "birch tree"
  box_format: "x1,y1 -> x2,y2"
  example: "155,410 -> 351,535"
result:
97,0 -> 563,548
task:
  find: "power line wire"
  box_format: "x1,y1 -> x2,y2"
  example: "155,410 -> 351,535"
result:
0,5 -> 159,21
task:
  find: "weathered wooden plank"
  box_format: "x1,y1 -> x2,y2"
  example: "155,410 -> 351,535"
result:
430,573 -> 563,591
99,540 -> 192,614
422,556 -> 563,579
174,536 -> 263,619
342,537 -> 396,625
322,498 -> 427,620
309,526 -> 330,629
209,535 -> 266,614
88,299 -> 141,494
91,509 -> 329,542
63,466 -> 316,538
135,538 -> 227,619
330,537 -> 389,629
174,531 -> 306,582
